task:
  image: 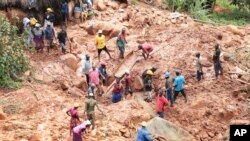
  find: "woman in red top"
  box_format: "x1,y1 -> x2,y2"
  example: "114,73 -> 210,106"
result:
138,43 -> 154,60
156,89 -> 169,118
66,103 -> 81,136
112,78 -> 124,103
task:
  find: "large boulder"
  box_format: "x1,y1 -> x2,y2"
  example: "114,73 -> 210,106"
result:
0,107 -> 6,120
60,54 -> 79,71
97,1 -> 107,11
133,76 -> 144,90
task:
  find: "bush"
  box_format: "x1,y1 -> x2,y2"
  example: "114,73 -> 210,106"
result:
0,15 -> 28,88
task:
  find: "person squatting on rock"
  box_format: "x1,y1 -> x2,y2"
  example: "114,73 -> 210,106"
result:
66,103 -> 81,136
117,27 -> 127,59
84,93 -> 103,129
95,30 -> 112,61
173,70 -> 187,103
57,26 -> 70,54
143,70 -> 154,102
164,72 -> 174,107
82,54 -> 92,87
32,23 -> 44,52
213,43 -> 223,78
112,78 -> 124,103
89,65 -> 104,96
138,43 -> 154,60
72,120 -> 91,141
44,23 -> 56,53
195,52 -> 203,81
98,61 -> 108,86
156,88 -> 169,118
136,121 -> 154,141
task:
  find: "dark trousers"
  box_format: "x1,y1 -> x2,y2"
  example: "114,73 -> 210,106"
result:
214,62 -> 223,77
85,74 -> 90,87
118,47 -> 125,58
166,88 -> 173,106
196,70 -> 203,81
157,111 -> 164,118
174,89 -> 187,103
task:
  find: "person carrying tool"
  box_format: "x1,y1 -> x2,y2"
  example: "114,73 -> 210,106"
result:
66,103 -> 81,136
89,65 -> 103,96
138,43 -> 154,60
120,69 -> 133,99
32,23 -> 44,52
44,23 -> 56,53
173,70 -> 187,103
165,72 -> 174,107
84,93 -> 103,129
213,43 -> 223,78
44,8 -> 55,28
95,30 -> 112,61
143,70 -> 154,102
57,26 -> 70,54
156,88 -> 169,118
72,120 -> 91,141
98,61 -> 108,86
82,54 -> 92,86
195,52 -> 203,81
136,121 -> 154,141
112,78 -> 124,103
141,67 -> 157,80
117,27 -> 127,59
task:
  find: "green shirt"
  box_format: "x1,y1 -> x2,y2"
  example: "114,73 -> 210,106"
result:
165,77 -> 173,89
85,98 -> 97,114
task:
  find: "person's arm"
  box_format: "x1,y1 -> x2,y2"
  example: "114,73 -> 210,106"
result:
84,101 -> 88,115
66,109 -> 70,116
144,131 -> 154,141
96,103 -> 104,114
76,112 -> 81,122
95,36 -> 98,46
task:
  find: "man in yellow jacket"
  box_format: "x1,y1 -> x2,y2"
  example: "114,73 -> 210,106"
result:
95,30 -> 112,61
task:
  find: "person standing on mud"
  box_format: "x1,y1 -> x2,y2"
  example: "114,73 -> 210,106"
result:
213,43 -> 223,78
195,52 -> 203,81
112,78 -> 124,103
122,69 -> 133,99
66,103 -> 81,136
117,27 -> 127,59
89,65 -> 103,96
44,23 -> 56,53
143,70 -> 154,102
98,61 -> 108,86
82,54 -> 92,87
44,8 -> 55,28
165,72 -> 174,107
32,23 -> 44,52
95,30 -> 112,61
84,93 -> 103,129
57,26 -> 70,54
142,67 -> 157,80
136,121 -> 154,141
138,43 -> 154,60
156,88 -> 169,118
61,0 -> 69,26
173,70 -> 187,103
72,120 -> 91,141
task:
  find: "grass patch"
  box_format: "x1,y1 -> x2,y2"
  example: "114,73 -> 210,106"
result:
208,9 -> 250,26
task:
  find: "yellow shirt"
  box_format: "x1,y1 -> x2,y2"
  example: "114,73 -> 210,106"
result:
95,35 -> 105,49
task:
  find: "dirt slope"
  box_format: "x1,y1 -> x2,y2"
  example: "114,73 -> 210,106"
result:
1,1 -> 250,141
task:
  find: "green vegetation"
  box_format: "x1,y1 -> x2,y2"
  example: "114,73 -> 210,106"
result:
164,0 -> 250,26
0,15 -> 28,89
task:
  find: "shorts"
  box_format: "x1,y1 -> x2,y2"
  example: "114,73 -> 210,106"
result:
98,46 -> 109,55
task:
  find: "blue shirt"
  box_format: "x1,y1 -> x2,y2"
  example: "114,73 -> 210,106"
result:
98,67 -> 107,77
174,75 -> 185,91
136,127 -> 154,141
61,2 -> 68,14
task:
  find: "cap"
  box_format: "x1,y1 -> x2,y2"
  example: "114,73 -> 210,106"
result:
35,23 -> 41,27
100,61 -> 106,66
165,72 -> 170,78
47,8 -> 53,12
141,121 -> 147,127
98,30 -> 103,34
84,120 -> 91,125
146,70 -> 153,75
74,103 -> 80,108
151,67 -> 157,72
89,93 -> 94,97
125,69 -> 130,74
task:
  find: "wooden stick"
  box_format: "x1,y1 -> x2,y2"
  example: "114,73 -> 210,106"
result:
236,79 -> 249,84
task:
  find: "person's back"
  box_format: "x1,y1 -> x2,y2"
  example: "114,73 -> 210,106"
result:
62,2 -> 68,14
136,127 -> 153,141
156,95 -> 168,112
143,75 -> 151,87
165,77 -> 173,89
33,28 -> 43,37
213,48 -> 221,63
89,69 -> 99,85
45,26 -> 54,39
85,98 -> 96,114
95,34 -> 105,49
174,75 -> 185,91
58,30 -> 67,44
83,60 -> 92,74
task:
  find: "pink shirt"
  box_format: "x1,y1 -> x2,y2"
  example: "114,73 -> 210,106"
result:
142,44 -> 153,54
89,69 -> 100,85
73,123 -> 86,134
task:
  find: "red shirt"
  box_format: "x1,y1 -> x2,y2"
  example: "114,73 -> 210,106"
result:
125,75 -> 132,86
142,44 -> 153,54
156,96 -> 168,112
113,83 -> 124,93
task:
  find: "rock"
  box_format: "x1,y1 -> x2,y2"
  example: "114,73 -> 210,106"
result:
97,1 -> 107,11
133,76 -> 144,90
0,107 -> 6,120
68,87 -> 84,97
108,1 -> 119,10
120,3 -> 128,9
29,134 -> 41,141
226,25 -> 245,37
24,70 -> 31,76
74,79 -> 88,92
60,81 -> 69,91
60,54 -> 79,71
218,105 -> 236,121
223,53 -> 231,62
33,73 -> 44,81
230,120 -> 250,125
208,132 -> 215,138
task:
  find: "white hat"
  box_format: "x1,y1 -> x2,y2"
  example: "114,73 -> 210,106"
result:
89,93 -> 94,97
98,30 -> 103,34
85,120 -> 91,125
125,69 -> 130,74
141,121 -> 147,127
